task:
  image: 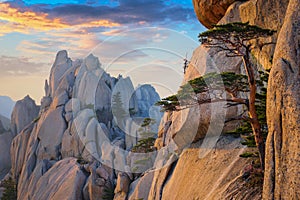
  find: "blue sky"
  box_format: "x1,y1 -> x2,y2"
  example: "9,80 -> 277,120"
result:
0,0 -> 205,101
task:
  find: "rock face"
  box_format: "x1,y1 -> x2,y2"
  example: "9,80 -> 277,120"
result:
30,158 -> 87,200
0,96 -> 15,119
192,0 -> 237,28
130,136 -> 262,200
195,0 -> 289,70
0,131 -> 13,179
10,95 -> 39,136
134,84 -> 161,118
7,51 -> 162,200
263,0 -> 300,199
0,115 -> 10,133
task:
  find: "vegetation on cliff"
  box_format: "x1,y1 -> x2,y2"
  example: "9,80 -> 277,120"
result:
157,22 -> 274,171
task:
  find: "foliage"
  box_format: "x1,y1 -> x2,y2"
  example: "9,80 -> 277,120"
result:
131,137 -> 156,153
132,118 -> 157,153
1,178 -> 17,200
239,152 -> 257,158
199,22 -> 275,50
156,72 -> 249,111
157,22 -> 275,170
228,70 -> 269,148
112,92 -> 127,125
102,181 -> 115,200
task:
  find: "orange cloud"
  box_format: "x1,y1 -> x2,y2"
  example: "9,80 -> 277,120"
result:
0,3 -> 121,36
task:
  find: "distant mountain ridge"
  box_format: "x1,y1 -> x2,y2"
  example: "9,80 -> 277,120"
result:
0,96 -> 15,119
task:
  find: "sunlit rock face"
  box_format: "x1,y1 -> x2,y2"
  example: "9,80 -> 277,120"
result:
264,0 -> 300,198
10,95 -> 39,136
8,50 -> 162,199
192,0 -> 237,28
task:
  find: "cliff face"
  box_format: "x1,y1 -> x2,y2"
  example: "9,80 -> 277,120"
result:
138,0 -> 297,199
264,0 -> 300,198
1,0 -> 298,199
4,51 -> 162,200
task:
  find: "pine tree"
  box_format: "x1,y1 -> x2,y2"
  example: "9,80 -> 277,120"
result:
157,22 -> 275,171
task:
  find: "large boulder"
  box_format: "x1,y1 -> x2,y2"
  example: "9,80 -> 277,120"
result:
10,95 -> 39,136
10,122 -> 35,181
161,137 -> 256,199
263,0 -> 300,199
30,158 -> 87,200
192,0 -> 236,28
49,50 -> 73,97
218,0 -> 289,70
36,106 -> 67,161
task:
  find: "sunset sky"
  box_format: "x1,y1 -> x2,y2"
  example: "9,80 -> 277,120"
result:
0,0 -> 205,102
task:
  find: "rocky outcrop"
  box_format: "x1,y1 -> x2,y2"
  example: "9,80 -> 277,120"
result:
134,84 -> 161,118
30,158 -> 86,200
194,0 -> 289,70
263,0 -> 300,199
0,96 -> 15,119
130,136 -> 262,200
192,0 -> 237,28
10,95 -> 39,136
7,51 -> 162,200
49,50 -> 73,97
0,131 -> 13,179
0,115 -> 10,133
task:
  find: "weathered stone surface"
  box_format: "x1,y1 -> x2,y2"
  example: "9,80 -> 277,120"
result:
0,115 -> 10,133
218,0 -> 289,70
10,122 -> 34,180
114,172 -> 131,200
134,84 -> 161,118
0,96 -> 15,119
263,0 -> 300,199
185,45 -> 242,83
83,162 -> 112,200
0,131 -> 13,179
95,78 -> 113,125
17,122 -> 40,199
36,106 -> 67,161
49,50 -> 72,97
10,95 -> 39,136
161,137 -> 252,200
192,0 -> 236,28
30,158 -> 87,200
128,171 -> 154,200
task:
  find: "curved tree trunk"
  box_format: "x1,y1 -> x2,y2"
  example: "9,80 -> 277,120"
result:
243,53 -> 265,171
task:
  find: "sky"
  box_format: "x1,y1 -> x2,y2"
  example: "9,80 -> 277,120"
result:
0,0 -> 205,102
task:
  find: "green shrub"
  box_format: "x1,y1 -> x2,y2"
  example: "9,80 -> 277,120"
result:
1,178 -> 17,200
240,152 -> 256,158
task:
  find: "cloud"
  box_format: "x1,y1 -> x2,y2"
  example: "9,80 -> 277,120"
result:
0,3 -> 121,36
0,55 -> 49,77
41,0 -> 194,25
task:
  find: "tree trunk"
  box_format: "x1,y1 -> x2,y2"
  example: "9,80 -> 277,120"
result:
243,53 -> 265,171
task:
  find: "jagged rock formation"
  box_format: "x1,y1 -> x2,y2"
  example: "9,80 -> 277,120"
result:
8,50 -> 162,199
138,0 -> 296,199
0,115 -> 10,133
263,0 -> 300,198
0,96 -> 15,119
0,115 -> 12,180
3,0 -> 298,199
0,131 -> 12,180
10,95 -> 39,136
